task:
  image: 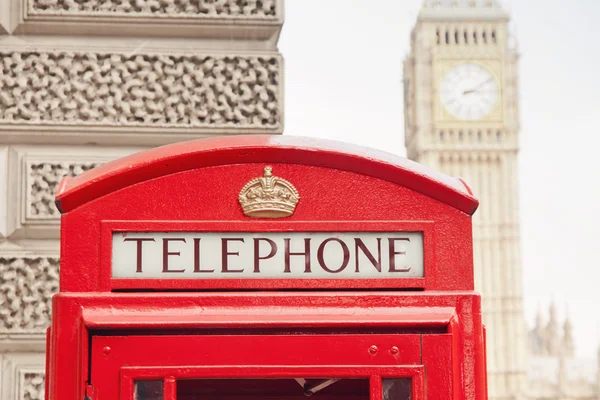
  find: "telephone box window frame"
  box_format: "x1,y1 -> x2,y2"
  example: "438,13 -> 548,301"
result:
121,366 -> 425,400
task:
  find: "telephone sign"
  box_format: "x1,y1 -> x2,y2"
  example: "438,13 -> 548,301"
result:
112,231 -> 425,279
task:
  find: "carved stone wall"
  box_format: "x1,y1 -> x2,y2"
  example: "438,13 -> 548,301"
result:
0,51 -> 281,130
0,257 -> 59,333
29,0 -> 279,18
0,355 -> 46,400
28,162 -> 100,219
19,372 -> 44,400
7,147 -> 140,237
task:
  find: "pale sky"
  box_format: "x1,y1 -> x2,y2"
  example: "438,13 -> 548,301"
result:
280,0 -> 600,358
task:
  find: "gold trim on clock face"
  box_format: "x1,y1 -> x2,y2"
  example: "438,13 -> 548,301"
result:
439,62 -> 500,121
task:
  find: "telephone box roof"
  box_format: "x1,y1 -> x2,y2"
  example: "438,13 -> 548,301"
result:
55,135 -> 479,215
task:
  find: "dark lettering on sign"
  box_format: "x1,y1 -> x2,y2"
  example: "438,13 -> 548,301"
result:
253,238 -> 278,273
221,238 -> 245,273
284,238 -> 311,273
123,238 -> 155,273
355,238 -> 382,273
317,238 -> 350,273
193,238 -> 214,273
389,238 -> 411,273
162,238 -> 186,273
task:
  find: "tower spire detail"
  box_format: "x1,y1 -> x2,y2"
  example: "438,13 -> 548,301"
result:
563,305 -> 575,357
546,300 -> 561,356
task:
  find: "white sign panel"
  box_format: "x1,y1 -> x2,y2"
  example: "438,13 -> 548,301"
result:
112,232 -> 424,279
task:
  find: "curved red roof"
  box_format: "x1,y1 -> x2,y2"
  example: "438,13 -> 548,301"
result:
55,135 -> 479,215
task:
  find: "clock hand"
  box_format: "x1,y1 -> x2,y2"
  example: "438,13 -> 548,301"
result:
463,78 -> 493,95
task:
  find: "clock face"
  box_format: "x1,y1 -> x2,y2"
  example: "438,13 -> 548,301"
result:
440,63 -> 499,121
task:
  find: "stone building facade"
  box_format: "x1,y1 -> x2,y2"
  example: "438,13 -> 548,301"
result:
403,1 -> 527,399
0,1 -> 284,399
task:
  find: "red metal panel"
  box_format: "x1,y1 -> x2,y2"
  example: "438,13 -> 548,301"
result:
91,335 -> 422,400
82,305 -> 455,329
119,364 -> 425,380
92,334 -> 422,367
48,294 -> 88,400
422,334 -> 453,400
447,296 -> 487,400
370,376 -> 382,400
164,377 -> 177,400
411,369 -> 426,400
483,325 -> 489,400
56,135 -> 478,214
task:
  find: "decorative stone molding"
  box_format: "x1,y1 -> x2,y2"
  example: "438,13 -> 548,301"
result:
419,1 -> 509,21
0,1 -> 9,35
18,371 -> 44,400
0,354 -> 46,400
27,162 -> 100,220
5,146 -> 142,238
0,147 -> 8,239
9,0 -> 283,40
0,51 -> 282,132
28,0 -> 279,19
0,256 -> 59,333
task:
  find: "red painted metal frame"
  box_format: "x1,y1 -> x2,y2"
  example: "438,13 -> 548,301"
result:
92,334 -> 423,367
82,306 -> 456,329
55,135 -> 478,215
422,334 -> 454,399
119,366 -> 425,400
48,292 -> 486,400
91,332 -> 426,400
101,220 -> 434,290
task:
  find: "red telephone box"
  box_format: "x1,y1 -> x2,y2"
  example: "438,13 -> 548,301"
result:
47,135 -> 486,400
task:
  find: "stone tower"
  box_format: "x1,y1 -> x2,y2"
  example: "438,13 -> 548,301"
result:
403,1 -> 526,399
0,1 -> 283,399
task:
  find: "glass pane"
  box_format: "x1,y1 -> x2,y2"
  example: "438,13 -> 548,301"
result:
134,380 -> 163,400
382,379 -> 411,400
176,378 -> 369,400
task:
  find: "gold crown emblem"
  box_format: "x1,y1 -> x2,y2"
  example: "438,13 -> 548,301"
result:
239,166 -> 300,218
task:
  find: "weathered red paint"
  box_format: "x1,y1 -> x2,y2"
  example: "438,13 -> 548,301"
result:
47,135 -> 487,400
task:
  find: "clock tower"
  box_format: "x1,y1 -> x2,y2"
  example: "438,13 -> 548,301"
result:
404,1 -> 526,399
